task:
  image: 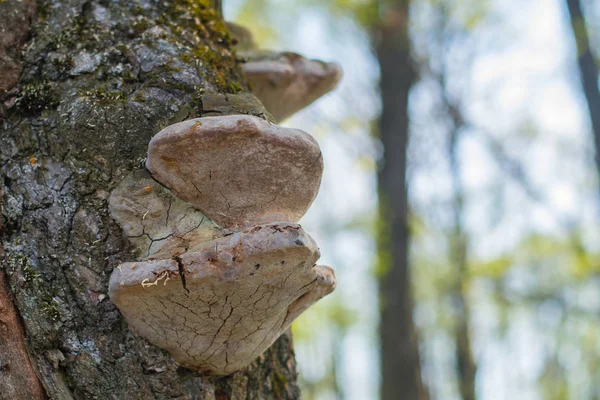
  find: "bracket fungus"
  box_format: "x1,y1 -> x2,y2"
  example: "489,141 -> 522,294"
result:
109,222 -> 334,375
108,93 -> 339,374
226,22 -> 257,52
227,21 -> 341,121
146,115 -> 323,229
107,20 -> 341,375
241,51 -> 342,122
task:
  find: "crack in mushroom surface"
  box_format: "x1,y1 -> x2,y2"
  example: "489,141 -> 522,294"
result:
108,169 -> 224,259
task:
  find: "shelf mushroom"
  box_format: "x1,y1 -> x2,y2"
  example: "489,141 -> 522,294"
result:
108,110 -> 337,375
241,51 -> 342,122
106,18 -> 343,375
226,22 -> 256,52
227,20 -> 342,121
109,222 -> 335,375
145,114 -> 324,229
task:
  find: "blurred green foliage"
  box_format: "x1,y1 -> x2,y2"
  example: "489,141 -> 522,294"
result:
229,0 -> 600,398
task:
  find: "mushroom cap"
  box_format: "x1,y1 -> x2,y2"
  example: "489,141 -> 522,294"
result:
146,115 -> 324,229
241,51 -> 342,121
108,222 -> 335,375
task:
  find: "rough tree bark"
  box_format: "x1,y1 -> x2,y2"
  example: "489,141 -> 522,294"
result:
376,1 -> 428,399
0,0 -> 301,398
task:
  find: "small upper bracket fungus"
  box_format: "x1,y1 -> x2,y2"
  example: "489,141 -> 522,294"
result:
109,223 -> 335,375
146,115 -> 323,229
240,51 -> 342,121
226,22 -> 257,52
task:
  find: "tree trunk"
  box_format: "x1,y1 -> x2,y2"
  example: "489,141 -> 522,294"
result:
0,0 -> 301,398
449,123 -> 476,400
565,0 -> 600,191
376,1 -> 428,399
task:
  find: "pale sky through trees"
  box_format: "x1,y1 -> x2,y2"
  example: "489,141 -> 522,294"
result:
226,0 -> 600,399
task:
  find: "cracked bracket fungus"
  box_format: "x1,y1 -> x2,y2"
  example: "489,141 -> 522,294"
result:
109,223 -> 335,375
109,110 -> 337,375
146,115 -> 323,229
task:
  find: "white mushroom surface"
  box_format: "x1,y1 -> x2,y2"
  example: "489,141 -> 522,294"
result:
109,222 -> 335,375
146,115 -> 323,229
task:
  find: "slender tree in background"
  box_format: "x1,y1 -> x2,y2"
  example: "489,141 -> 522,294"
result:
376,1 -> 428,399
434,6 -> 478,396
565,0 -> 600,186
446,100 -> 477,400
0,0 -> 301,398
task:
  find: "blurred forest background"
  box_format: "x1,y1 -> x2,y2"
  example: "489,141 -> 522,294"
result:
226,0 -> 600,399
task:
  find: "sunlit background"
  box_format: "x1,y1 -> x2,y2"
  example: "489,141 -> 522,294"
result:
226,0 -> 600,399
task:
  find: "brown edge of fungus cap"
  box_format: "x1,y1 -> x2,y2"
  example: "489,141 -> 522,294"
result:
241,51 -> 342,121
108,222 -> 336,376
146,115 -> 324,229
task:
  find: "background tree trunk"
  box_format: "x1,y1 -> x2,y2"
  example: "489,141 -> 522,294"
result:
565,0 -> 600,191
0,0 -> 301,398
448,115 -> 476,400
376,1 -> 428,399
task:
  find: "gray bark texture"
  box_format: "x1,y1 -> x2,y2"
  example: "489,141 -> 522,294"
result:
0,0 -> 301,398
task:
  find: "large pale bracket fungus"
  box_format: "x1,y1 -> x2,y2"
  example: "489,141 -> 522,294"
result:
107,18 -> 341,376
109,222 -> 334,375
109,109 -> 337,375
